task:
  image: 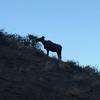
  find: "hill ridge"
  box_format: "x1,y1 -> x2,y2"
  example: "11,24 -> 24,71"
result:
0,31 -> 100,100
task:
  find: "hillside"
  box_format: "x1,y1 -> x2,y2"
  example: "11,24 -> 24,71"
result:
0,31 -> 100,100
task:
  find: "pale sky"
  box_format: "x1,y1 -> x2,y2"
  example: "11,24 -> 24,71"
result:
0,0 -> 100,68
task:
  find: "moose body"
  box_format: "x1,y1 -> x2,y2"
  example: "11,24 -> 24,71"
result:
36,36 -> 62,59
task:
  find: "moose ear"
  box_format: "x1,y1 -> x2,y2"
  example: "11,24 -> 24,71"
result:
42,36 -> 45,39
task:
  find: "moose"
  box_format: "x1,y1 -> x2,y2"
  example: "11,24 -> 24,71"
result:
36,36 -> 62,59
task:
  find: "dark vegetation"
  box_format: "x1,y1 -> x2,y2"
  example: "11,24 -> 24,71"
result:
0,30 -> 100,100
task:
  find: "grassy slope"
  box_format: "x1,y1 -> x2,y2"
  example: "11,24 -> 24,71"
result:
0,33 -> 100,100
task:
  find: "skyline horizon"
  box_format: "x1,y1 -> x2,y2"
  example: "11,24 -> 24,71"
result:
1,28 -> 99,68
0,0 -> 100,68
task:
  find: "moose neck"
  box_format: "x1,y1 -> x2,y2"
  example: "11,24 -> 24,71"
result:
40,39 -> 46,45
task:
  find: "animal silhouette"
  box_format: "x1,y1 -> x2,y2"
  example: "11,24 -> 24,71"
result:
36,36 -> 62,59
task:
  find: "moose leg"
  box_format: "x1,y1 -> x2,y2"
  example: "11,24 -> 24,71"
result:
57,51 -> 62,60
47,50 -> 49,56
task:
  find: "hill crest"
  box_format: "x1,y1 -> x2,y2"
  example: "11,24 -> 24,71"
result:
0,31 -> 100,100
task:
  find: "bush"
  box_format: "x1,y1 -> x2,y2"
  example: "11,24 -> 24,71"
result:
0,30 -> 45,57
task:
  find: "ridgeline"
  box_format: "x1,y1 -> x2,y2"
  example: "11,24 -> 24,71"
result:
0,31 -> 100,100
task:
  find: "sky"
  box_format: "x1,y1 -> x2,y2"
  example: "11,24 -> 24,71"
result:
0,0 -> 100,68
